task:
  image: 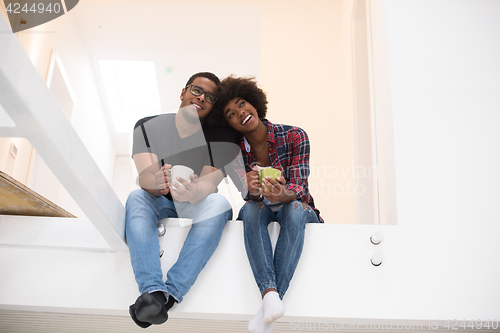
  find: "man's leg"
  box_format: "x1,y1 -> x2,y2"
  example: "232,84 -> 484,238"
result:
125,189 -> 177,294
165,193 -> 232,302
125,189 -> 177,327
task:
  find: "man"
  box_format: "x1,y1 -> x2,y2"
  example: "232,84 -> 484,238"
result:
125,72 -> 239,328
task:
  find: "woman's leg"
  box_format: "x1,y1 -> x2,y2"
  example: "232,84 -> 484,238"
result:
240,201 -> 283,331
274,200 -> 320,299
239,201 -> 276,294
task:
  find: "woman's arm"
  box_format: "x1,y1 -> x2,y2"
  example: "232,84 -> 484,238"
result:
262,127 -> 310,203
284,127 -> 312,202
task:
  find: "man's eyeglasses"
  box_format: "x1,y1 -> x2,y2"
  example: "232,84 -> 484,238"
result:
186,85 -> 218,105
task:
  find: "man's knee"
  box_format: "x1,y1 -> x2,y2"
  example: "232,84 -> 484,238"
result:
126,189 -> 148,207
205,193 -> 231,209
203,193 -> 232,218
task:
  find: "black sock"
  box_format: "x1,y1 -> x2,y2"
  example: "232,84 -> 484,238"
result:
129,304 -> 152,329
165,294 -> 177,311
151,291 -> 167,305
130,292 -> 169,327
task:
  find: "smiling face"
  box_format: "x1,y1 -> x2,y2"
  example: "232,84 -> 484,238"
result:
223,97 -> 261,133
179,77 -> 218,122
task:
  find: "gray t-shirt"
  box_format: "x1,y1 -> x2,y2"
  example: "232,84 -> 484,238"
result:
132,113 -> 241,178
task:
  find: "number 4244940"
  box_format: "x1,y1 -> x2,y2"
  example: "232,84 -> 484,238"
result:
6,2 -> 62,14
444,319 -> 498,330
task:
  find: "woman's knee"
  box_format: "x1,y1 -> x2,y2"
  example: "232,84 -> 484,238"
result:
239,200 -> 264,218
279,201 -> 310,227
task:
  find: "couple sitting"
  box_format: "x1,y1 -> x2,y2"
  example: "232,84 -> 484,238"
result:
125,72 -> 322,332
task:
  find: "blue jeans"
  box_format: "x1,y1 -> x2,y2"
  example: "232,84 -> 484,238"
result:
238,200 -> 320,300
125,189 -> 232,303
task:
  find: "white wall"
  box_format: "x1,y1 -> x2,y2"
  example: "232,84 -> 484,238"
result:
381,0 -> 500,319
259,0 -> 357,224
385,0 -> 500,228
1,0 -> 499,325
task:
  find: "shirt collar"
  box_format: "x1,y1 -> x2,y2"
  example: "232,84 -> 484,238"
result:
241,119 -> 275,152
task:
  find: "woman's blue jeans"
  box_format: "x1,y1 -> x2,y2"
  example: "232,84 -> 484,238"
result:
238,200 -> 320,300
125,189 -> 232,303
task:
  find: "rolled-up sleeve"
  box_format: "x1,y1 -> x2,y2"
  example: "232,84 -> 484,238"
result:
285,128 -> 312,203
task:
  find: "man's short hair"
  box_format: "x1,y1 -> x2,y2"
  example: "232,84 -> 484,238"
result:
185,72 -> 221,87
217,76 -> 268,119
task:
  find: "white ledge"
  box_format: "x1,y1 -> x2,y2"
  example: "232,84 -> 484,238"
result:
0,215 -> 111,252
0,219 -> 498,322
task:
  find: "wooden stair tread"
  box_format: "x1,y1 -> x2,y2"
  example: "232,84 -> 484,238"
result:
0,171 -> 75,218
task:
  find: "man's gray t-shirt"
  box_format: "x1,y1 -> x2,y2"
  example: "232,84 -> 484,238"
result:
132,113 -> 239,177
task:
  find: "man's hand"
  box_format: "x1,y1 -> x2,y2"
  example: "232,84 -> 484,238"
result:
247,165 -> 261,197
262,176 -> 288,203
169,173 -> 199,202
155,164 -> 171,195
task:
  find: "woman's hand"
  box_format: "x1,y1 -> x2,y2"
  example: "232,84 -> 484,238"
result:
246,165 -> 261,198
261,176 -> 287,203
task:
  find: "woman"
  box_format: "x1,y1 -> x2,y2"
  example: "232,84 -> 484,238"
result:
218,76 -> 323,333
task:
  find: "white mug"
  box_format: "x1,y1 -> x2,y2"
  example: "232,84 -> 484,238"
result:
170,165 -> 194,188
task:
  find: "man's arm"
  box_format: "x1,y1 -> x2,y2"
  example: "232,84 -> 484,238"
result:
191,165 -> 224,203
133,153 -> 170,197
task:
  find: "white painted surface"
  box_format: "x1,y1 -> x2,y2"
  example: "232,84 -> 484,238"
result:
385,0 -> 500,229
0,103 -> 15,127
0,0 -> 499,324
0,221 -> 499,321
0,216 -> 110,251
111,155 -> 139,206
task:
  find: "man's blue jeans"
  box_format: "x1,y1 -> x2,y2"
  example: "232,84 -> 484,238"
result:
238,200 -> 320,300
125,189 -> 232,303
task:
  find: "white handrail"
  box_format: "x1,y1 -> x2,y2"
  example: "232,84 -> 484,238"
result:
0,15 -> 127,251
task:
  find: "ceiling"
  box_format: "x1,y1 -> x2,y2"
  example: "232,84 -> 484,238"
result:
72,0 -> 263,155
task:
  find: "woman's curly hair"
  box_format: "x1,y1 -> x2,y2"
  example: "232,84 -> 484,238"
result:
216,76 -> 268,120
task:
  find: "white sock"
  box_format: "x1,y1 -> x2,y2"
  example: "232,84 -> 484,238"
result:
248,306 -> 275,333
262,291 -> 285,325
248,307 -> 263,332
256,322 -> 274,333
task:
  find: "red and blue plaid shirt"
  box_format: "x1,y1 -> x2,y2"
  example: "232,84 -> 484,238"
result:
240,120 -> 322,222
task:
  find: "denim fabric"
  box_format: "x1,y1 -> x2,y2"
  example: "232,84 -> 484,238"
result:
238,200 -> 320,300
125,189 -> 232,303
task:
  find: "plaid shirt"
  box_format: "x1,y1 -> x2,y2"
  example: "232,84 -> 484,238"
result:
240,120 -> 322,222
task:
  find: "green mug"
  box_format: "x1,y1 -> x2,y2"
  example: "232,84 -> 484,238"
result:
259,168 -> 282,191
